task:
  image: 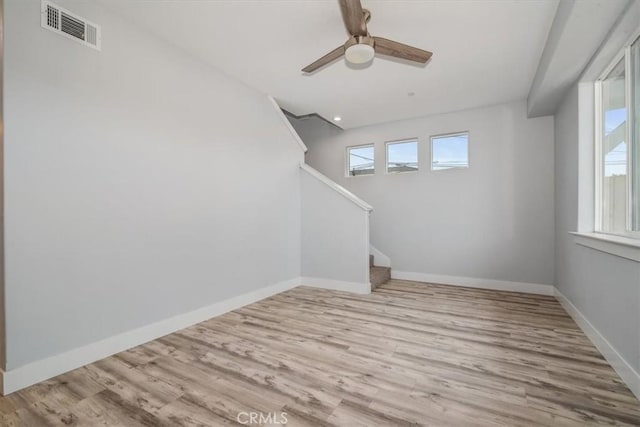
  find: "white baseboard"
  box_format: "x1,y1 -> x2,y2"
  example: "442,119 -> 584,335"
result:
554,288 -> 640,400
390,271 -> 554,296
1,277 -> 300,395
301,277 -> 371,294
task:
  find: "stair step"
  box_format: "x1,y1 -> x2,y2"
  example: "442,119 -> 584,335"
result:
370,265 -> 391,289
369,254 -> 374,267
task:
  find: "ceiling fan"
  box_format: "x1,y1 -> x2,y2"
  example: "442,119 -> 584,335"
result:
302,0 -> 433,73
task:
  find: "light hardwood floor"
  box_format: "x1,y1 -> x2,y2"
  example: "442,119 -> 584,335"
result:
1,280 -> 639,426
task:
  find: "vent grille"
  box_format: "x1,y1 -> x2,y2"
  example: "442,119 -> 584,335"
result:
46,4 -> 59,29
41,1 -> 101,51
60,11 -> 84,40
86,24 -> 98,46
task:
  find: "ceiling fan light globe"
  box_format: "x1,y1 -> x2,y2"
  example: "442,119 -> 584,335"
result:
345,44 -> 375,64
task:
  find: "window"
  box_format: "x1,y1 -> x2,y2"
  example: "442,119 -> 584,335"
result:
632,37 -> 640,231
347,144 -> 375,176
386,139 -> 418,173
431,132 -> 469,170
595,36 -> 640,237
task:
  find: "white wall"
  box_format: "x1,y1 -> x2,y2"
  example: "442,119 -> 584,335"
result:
550,1 -> 640,397
555,84 -> 640,388
4,0 -> 303,370
292,101 -> 555,287
301,166 -> 370,287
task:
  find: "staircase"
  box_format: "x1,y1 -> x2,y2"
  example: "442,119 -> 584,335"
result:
370,255 -> 391,289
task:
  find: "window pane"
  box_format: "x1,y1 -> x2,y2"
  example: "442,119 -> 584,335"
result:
387,140 -> 418,173
601,58 -> 627,234
431,133 -> 469,170
632,37 -> 640,230
347,145 -> 374,176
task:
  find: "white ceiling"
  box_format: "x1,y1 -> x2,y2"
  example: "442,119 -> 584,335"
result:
101,0 -> 559,129
527,0 -> 630,117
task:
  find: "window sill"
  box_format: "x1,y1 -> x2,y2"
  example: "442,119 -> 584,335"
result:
385,170 -> 419,175
346,174 -> 375,178
570,232 -> 640,262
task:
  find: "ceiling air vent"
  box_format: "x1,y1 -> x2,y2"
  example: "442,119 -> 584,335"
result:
41,1 -> 101,51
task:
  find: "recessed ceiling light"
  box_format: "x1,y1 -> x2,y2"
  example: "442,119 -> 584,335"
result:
333,116 -> 342,122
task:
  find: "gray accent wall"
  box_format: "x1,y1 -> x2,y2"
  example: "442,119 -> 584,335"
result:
554,84 -> 640,375
4,0 -> 302,369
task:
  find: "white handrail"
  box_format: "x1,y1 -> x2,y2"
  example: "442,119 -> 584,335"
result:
267,95 -> 308,153
300,163 -> 373,212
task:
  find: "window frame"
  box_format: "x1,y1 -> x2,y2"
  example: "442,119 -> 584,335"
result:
594,39 -> 640,239
430,131 -> 470,171
345,143 -> 376,177
385,138 -> 419,174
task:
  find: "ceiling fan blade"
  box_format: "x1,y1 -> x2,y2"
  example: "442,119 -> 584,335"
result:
339,0 -> 367,36
373,37 -> 433,63
302,45 -> 345,73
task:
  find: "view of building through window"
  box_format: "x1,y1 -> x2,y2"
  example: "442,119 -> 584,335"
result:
597,36 -> 639,236
386,140 -> 418,173
431,132 -> 469,170
601,58 -> 627,234
347,145 -> 375,176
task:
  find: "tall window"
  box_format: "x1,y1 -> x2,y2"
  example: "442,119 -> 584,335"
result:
632,38 -> 640,230
431,132 -> 469,170
596,36 -> 640,237
386,139 -> 418,173
347,144 -> 375,176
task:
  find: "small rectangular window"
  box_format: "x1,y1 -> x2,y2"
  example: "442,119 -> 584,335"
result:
431,132 -> 469,170
347,144 -> 375,176
386,139 -> 418,173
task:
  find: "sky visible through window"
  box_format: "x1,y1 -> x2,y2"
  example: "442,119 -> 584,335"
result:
432,133 -> 469,170
349,145 -> 374,175
387,141 -> 418,172
604,108 -> 627,177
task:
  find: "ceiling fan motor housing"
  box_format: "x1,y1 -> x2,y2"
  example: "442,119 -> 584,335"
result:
345,36 -> 375,64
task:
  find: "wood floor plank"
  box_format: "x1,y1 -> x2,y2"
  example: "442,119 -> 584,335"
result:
0,280 -> 638,426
